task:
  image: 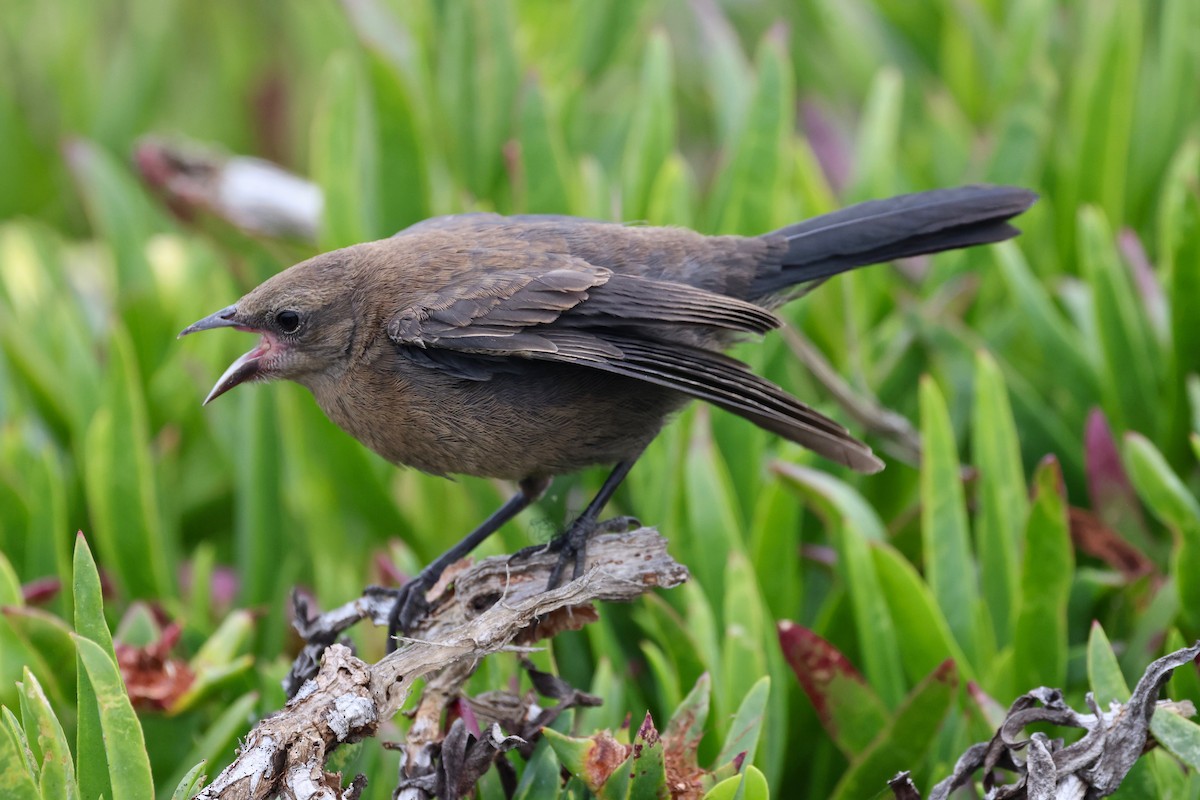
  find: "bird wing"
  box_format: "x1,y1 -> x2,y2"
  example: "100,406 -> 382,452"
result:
387,259 -> 881,472
387,259 -> 780,352
537,331 -> 882,472
388,266 -> 605,356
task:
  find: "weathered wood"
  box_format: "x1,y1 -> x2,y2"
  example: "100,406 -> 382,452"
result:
195,528 -> 688,800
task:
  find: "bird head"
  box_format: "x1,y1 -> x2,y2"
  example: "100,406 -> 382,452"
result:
179,249 -> 361,404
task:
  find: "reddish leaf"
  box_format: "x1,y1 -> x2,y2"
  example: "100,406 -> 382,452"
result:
586,731 -> 632,790
1068,507 -> 1156,581
663,675 -> 709,800
778,621 -> 887,755
21,576 -> 61,605
1118,228 -> 1167,333
113,622 -> 195,711
1085,409 -> 1150,541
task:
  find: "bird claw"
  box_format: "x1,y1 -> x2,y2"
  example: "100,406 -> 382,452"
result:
508,515 -> 640,579
508,541 -> 549,562
593,515 -> 640,534
384,574 -> 434,652
545,520 -> 587,590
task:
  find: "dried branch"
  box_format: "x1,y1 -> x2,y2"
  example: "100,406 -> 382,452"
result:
780,326 -> 922,464
194,528 -> 688,800
891,641 -> 1200,800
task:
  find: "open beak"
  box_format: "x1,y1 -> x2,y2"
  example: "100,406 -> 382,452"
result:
179,305 -> 273,405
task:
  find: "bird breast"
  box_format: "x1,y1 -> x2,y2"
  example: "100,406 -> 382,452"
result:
314,349 -> 687,481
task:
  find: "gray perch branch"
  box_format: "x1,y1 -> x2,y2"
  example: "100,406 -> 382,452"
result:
891,641 -> 1200,800
193,528 -> 689,800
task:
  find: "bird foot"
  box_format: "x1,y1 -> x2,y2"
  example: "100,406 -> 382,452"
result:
592,514 -> 641,536
383,572 -> 436,652
541,515 -> 641,589
510,515 -> 639,561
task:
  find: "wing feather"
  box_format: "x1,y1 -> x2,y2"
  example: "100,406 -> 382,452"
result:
542,332 -> 881,472
386,253 -> 880,472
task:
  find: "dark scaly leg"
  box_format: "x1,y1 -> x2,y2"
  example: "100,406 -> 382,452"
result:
386,475 -> 550,650
542,453 -> 642,589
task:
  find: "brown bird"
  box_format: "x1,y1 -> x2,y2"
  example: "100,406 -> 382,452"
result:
181,185 -> 1036,637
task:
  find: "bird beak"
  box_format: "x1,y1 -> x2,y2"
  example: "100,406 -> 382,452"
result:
179,305 -> 241,337
179,305 -> 272,405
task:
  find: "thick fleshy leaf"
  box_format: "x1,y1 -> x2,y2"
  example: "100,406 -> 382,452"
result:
172,608 -> 255,712
1087,621 -> 1131,704
435,0 -> 518,203
170,761 -> 207,800
311,51 -> 380,250
719,552 -> 768,737
71,536 -> 111,653
1085,409 -> 1155,558
715,676 -> 769,770
919,376 -> 983,665
701,766 -> 768,800
830,661 -> 958,800
849,67 -> 902,199
627,713 -> 667,800
513,741 -> 561,800
682,412 -> 745,609
707,29 -> 793,234
641,642 -> 681,718
1150,709 -> 1200,772
3,608 -> 75,708
1123,434 -> 1200,628
543,727 -> 630,797
73,535 -> 112,800
0,707 -> 39,800
869,544 -> 972,686
516,77 -> 573,215
83,326 -> 172,600
63,139 -> 165,297
1164,629 -> 1200,712
1062,2 -> 1142,227
17,670 -> 77,800
1159,142 -> 1200,459
231,387 -> 287,608
645,154 -> 697,229
694,0 -> 752,146
621,31 -> 675,221
1151,632 -> 1200,772
74,636 -> 154,800
778,622 -> 886,757
1012,457 -> 1073,690
774,461 -> 904,707
1079,207 -> 1161,436
972,350 -> 1027,646
664,673 -> 710,763
993,241 -> 1099,400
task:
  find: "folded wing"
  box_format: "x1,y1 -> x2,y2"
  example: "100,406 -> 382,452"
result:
387,256 -> 881,473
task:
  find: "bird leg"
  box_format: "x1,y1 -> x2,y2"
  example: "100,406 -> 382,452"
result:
540,455 -> 642,590
385,475 -> 550,650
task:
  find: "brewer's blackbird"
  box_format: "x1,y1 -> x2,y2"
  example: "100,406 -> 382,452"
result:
181,185 -> 1036,637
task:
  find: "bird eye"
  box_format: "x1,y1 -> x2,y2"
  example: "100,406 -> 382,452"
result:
275,310 -> 302,334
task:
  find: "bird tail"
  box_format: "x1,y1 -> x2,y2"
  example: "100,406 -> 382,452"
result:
750,185 -> 1038,299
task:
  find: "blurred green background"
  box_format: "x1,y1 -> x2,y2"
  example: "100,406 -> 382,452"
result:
2,0 -> 1200,797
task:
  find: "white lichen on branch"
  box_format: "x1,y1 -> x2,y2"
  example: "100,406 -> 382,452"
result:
194,528 -> 689,800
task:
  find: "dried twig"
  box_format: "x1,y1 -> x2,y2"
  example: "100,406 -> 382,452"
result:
891,641 -> 1200,800
779,326 -> 922,464
194,528 -> 688,800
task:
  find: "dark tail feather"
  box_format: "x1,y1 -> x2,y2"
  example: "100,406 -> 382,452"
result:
751,185 -> 1037,298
